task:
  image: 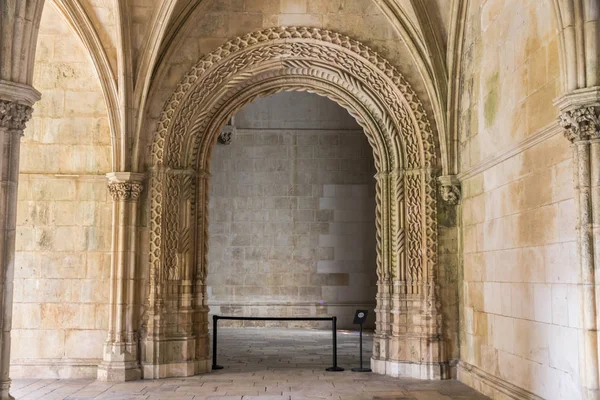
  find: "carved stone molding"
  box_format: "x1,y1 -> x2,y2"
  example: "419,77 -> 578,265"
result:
438,175 -> 460,205
106,172 -> 145,201
147,27 -> 445,380
151,26 -> 437,170
558,106 -> 600,142
0,100 -> 33,131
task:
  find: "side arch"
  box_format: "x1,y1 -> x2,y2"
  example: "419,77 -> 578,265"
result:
145,27 -> 447,380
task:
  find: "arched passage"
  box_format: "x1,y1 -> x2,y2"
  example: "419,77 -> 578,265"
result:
145,27 -> 445,380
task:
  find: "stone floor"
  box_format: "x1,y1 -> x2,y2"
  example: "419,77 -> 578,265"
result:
12,328 -> 488,399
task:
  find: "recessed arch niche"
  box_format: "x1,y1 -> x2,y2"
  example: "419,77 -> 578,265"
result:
145,26 -> 446,380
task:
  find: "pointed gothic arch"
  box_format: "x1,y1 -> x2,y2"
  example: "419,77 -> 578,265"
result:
145,27 -> 447,380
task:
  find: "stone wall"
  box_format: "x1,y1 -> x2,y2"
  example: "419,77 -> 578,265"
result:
207,92 -> 377,329
457,1 -> 580,399
10,4 -> 112,379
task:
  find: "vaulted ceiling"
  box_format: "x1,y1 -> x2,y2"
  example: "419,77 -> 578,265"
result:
5,0 -> 592,175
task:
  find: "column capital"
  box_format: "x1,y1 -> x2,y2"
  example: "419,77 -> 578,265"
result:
554,87 -> 600,143
438,175 -> 461,205
106,172 -> 145,201
558,106 -> 600,143
0,100 -> 33,131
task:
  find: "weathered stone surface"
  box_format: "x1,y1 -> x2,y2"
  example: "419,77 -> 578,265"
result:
0,1 -> 597,400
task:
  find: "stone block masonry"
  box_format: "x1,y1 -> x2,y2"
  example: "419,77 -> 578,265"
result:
207,93 -> 377,330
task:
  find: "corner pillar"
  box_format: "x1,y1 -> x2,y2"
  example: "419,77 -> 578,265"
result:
97,172 -> 144,381
141,167 -> 211,379
372,168 -> 448,379
555,87 -> 600,400
0,82 -> 39,400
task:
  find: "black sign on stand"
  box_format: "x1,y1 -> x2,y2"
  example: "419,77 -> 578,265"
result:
351,310 -> 372,372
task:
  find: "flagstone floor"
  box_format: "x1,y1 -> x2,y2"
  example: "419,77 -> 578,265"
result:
12,328 -> 488,399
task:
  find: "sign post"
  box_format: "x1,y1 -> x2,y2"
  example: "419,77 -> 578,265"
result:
351,310 -> 371,372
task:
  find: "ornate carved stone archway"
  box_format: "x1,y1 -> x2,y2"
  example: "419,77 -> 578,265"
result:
145,27 -> 447,380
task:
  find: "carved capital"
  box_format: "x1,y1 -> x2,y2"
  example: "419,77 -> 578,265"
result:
0,100 -> 33,131
106,172 -> 145,201
108,181 -> 144,201
558,106 -> 600,143
438,175 -> 461,205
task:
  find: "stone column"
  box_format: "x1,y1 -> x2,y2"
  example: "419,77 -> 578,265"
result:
555,88 -> 600,400
371,170 -> 393,373
0,83 -> 39,400
97,172 -> 144,381
193,170 -> 211,373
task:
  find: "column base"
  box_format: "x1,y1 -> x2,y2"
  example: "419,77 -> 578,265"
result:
371,358 -> 449,380
97,361 -> 141,382
0,381 -> 14,400
142,358 -> 211,379
97,340 -> 141,382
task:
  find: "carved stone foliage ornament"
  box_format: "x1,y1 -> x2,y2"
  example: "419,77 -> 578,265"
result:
0,100 -> 33,131
559,106 -> 600,142
146,27 -> 445,376
108,182 -> 144,201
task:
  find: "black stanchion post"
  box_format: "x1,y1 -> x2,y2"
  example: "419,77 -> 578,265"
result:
212,315 -> 224,370
352,310 -> 371,372
326,316 -> 344,372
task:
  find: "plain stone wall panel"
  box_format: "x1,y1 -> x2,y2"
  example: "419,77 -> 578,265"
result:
207,93 -> 377,329
458,0 -> 580,398
10,4 -> 112,379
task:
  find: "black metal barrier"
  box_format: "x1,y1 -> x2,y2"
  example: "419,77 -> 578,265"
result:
212,315 -> 344,372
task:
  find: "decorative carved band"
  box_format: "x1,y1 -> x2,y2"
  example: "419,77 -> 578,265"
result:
152,26 -> 437,171
559,106 -> 600,142
108,181 -> 144,201
0,100 -> 33,131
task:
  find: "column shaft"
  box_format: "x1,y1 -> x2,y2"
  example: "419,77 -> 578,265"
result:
556,98 -> 600,399
0,129 -> 22,400
0,98 -> 34,400
97,172 -> 143,382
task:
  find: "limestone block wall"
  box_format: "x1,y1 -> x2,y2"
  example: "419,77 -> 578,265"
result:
207,92 -> 377,330
10,4 -> 112,379
457,1 -> 580,399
